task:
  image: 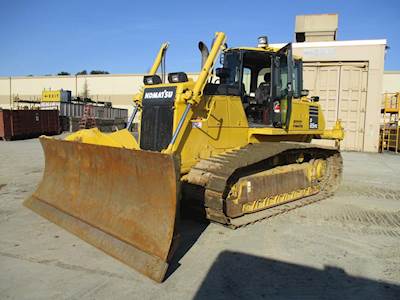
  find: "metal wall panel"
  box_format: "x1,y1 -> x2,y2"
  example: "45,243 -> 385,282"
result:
303,65 -> 340,129
303,62 -> 368,151
337,65 -> 368,151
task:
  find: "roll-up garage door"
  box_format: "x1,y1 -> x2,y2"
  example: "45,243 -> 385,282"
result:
303,62 -> 368,151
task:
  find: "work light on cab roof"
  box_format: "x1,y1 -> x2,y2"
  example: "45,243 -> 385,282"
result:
257,35 -> 269,48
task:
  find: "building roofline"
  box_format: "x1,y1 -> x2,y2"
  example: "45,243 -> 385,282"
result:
384,70 -> 400,74
0,72 -> 200,80
271,39 -> 387,49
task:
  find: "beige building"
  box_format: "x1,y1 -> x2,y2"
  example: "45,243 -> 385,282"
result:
383,71 -> 400,93
292,39 -> 386,152
0,74 -> 154,111
0,73 -> 199,114
295,14 -> 338,42
291,14 -> 387,152
0,42 -> 387,152
0,14 -> 392,152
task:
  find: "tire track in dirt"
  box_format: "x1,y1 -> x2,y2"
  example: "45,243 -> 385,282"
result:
327,207 -> 400,238
0,251 -> 135,281
329,183 -> 400,237
338,185 -> 400,200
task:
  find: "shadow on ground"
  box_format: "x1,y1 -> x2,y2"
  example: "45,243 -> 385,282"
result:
194,251 -> 400,300
165,217 -> 209,280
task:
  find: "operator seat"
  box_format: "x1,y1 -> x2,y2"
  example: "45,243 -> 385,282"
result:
254,73 -> 273,125
255,73 -> 271,105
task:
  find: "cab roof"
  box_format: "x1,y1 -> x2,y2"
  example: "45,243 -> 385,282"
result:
226,46 -> 302,60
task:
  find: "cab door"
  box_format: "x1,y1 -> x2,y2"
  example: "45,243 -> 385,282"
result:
272,43 -> 294,129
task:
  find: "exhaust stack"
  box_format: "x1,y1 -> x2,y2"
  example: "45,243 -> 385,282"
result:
198,41 -> 209,68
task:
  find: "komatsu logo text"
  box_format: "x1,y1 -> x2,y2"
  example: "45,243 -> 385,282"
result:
144,90 -> 174,100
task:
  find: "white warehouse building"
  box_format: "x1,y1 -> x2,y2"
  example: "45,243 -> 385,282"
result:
0,14 -> 396,152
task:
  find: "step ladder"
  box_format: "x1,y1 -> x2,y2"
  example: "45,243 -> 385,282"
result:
380,93 -> 400,153
79,105 -> 96,129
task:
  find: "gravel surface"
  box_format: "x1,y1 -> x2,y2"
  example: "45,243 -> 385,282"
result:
0,137 -> 399,299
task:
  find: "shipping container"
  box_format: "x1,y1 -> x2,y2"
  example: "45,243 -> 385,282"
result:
0,109 -> 60,141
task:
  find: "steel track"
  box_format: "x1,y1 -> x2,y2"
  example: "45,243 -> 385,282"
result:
185,142 -> 343,228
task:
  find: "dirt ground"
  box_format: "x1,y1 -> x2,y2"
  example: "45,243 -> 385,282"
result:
0,137 -> 399,299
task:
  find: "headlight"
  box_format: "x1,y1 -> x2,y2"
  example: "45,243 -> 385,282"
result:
143,75 -> 162,85
168,72 -> 188,83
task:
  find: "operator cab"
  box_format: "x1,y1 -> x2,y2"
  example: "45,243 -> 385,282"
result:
208,40 -> 303,128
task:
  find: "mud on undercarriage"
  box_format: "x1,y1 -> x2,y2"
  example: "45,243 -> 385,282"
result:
183,142 -> 343,228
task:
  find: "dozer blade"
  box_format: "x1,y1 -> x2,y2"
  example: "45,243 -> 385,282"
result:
24,137 -> 179,282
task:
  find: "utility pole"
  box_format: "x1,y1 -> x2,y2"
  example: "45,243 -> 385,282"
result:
9,76 -> 12,109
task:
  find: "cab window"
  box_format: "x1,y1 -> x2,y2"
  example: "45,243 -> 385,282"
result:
293,60 -> 302,98
277,56 -> 288,98
242,67 -> 251,95
222,51 -> 241,85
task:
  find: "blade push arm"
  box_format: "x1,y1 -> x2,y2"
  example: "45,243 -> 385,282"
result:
149,42 -> 169,75
128,42 -> 169,130
132,42 -> 169,106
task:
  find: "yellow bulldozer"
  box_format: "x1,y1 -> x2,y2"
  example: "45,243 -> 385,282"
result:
25,32 -> 344,282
